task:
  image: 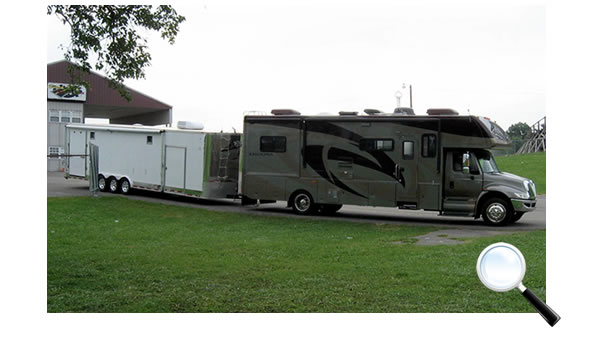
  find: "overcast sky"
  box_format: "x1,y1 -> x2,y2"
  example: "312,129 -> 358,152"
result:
47,1 -> 545,132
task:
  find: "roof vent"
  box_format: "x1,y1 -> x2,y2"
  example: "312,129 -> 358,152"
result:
339,111 -> 359,116
364,109 -> 383,115
426,108 -> 459,116
393,107 -> 416,115
177,121 -> 204,130
271,109 -> 301,115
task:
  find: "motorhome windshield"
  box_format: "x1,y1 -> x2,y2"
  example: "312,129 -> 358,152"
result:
477,150 -> 500,173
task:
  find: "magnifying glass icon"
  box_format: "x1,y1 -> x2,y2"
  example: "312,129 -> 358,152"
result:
476,242 -> 560,326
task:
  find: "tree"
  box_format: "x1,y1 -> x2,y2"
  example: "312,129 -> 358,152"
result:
507,122 -> 532,140
507,122 -> 532,152
48,5 -> 185,101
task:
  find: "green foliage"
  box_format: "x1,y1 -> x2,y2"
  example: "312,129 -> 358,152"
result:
48,5 -> 185,101
495,152 -> 546,194
48,197 -> 546,312
507,122 -> 532,140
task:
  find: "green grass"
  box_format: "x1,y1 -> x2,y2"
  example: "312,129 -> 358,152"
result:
48,197 -> 546,313
495,152 -> 546,194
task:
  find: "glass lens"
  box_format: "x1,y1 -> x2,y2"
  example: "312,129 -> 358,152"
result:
480,246 -> 524,290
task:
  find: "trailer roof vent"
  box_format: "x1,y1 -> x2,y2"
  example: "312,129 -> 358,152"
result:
393,107 -> 415,115
339,111 -> 359,116
177,121 -> 205,130
426,108 -> 459,116
271,109 -> 301,115
364,109 -> 383,115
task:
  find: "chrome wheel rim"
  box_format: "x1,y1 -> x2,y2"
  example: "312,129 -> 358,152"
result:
294,194 -> 311,212
98,178 -> 106,190
121,180 -> 129,193
109,179 -> 118,192
487,203 -> 507,223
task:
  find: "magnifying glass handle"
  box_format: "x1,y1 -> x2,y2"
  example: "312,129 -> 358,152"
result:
521,288 -> 561,327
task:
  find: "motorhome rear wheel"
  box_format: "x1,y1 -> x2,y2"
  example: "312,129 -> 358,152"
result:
291,191 -> 317,215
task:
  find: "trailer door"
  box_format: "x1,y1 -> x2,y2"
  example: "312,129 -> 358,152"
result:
68,129 -> 87,177
165,146 -> 186,190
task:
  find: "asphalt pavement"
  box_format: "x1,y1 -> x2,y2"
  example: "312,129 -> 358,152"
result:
48,172 -> 545,238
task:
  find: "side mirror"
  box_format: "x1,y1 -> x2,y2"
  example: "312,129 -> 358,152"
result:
462,153 -> 470,174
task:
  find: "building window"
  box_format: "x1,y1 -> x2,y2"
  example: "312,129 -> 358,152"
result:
421,134 -> 437,158
147,136 -> 153,144
403,141 -> 414,160
260,136 -> 286,152
359,138 -> 394,151
71,110 -> 82,123
49,110 -> 59,122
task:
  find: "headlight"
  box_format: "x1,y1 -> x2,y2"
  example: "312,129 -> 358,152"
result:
519,180 -> 536,199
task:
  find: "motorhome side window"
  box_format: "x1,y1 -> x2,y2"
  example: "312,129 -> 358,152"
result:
147,136 -> 153,144
359,139 -> 394,151
90,132 -> 95,140
421,134 -> 436,157
260,136 -> 286,152
402,141 -> 414,160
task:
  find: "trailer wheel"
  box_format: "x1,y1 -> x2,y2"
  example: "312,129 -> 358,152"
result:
291,191 -> 317,215
98,175 -> 108,192
108,177 -> 120,193
319,204 -> 343,215
481,197 -> 513,226
119,178 -> 131,194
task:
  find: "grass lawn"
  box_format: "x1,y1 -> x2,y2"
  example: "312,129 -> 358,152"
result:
495,152 -> 546,194
48,197 -> 546,312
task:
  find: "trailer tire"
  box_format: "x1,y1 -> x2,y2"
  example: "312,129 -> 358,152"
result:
98,175 -> 108,192
108,177 -> 120,193
290,191 -> 317,215
481,197 -> 513,226
319,204 -> 343,215
119,178 -> 131,194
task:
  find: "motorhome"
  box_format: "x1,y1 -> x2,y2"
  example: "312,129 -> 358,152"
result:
241,109 -> 537,226
65,122 -> 241,200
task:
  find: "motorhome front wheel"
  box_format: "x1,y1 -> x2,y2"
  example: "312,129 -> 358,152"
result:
482,197 -> 513,226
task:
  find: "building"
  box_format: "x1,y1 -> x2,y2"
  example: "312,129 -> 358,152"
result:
47,60 -> 173,171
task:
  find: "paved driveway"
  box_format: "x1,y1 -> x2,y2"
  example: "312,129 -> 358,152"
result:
48,172 -> 545,234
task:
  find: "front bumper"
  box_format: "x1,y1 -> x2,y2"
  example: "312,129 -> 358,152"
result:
511,198 -> 537,212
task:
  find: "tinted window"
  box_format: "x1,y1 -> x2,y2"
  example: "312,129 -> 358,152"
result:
359,139 -> 394,151
422,134 -> 437,157
260,136 -> 286,152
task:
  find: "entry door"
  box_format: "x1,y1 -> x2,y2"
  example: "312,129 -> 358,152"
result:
443,150 -> 483,214
395,136 -> 418,203
68,129 -> 87,177
165,146 -> 186,190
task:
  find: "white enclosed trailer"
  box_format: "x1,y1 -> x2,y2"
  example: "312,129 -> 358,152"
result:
65,123 -> 241,199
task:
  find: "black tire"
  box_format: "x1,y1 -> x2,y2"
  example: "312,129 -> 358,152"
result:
119,178 -> 131,194
290,191 -> 317,215
481,197 -> 514,226
509,211 -> 525,224
108,177 -> 120,193
98,175 -> 108,192
319,204 -> 343,215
